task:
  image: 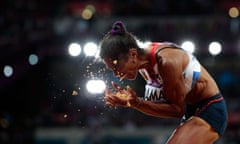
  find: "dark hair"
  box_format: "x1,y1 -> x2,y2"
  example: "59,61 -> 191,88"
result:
99,21 -> 139,60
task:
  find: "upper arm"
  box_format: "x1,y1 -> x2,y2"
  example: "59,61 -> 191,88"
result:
156,49 -> 188,114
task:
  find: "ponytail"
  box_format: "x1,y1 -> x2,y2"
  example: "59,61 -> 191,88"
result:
111,21 -> 127,35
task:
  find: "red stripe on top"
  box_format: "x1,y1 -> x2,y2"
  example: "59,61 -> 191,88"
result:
195,97 -> 224,116
150,43 -> 163,67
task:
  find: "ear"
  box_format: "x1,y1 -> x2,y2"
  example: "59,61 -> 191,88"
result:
129,48 -> 137,58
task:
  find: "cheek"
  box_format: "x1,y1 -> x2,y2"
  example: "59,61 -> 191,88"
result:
123,62 -> 138,72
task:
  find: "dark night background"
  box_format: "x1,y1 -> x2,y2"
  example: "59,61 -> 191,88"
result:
0,0 -> 240,144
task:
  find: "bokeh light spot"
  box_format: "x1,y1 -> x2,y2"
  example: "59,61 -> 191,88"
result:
3,65 -> 14,77
28,54 -> 39,65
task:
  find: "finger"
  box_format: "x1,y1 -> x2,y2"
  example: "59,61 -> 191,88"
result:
106,101 -> 115,107
105,87 -> 111,95
126,85 -> 135,95
105,88 -> 116,98
104,95 -> 112,101
106,97 -> 120,107
105,95 -> 117,104
111,81 -> 123,91
126,85 -> 131,91
105,94 -> 126,106
126,85 -> 133,93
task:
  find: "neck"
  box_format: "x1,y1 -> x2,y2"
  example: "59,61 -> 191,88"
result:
137,47 -> 153,70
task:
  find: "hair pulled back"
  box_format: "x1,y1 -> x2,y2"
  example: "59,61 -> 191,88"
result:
99,21 -> 139,60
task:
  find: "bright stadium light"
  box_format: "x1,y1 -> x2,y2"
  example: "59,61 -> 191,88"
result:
137,40 -> 152,48
208,41 -> 222,56
28,54 -> 39,65
68,42 -> 81,56
83,42 -> 98,57
3,65 -> 14,77
181,41 -> 195,53
86,79 -> 106,94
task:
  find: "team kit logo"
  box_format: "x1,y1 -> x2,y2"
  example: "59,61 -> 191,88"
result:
140,68 -> 167,102
144,83 -> 166,102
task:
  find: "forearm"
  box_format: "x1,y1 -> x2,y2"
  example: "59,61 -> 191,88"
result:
132,98 -> 183,118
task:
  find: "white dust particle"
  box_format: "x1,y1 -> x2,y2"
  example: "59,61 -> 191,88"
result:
72,90 -> 78,96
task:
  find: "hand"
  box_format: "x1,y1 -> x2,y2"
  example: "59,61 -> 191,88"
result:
104,81 -> 140,107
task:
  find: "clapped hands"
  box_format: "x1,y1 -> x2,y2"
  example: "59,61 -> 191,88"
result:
104,81 -> 140,108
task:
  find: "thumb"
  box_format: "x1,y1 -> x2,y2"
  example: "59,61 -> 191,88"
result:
126,85 -> 135,95
112,81 -> 123,91
126,85 -> 140,107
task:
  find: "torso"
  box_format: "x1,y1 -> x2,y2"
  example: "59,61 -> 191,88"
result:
185,66 -> 220,104
139,42 -> 220,104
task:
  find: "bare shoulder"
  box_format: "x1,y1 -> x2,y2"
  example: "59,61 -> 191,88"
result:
154,48 -> 189,91
155,48 -> 188,70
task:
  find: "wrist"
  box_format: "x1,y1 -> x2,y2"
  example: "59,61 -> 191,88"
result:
131,97 -> 143,108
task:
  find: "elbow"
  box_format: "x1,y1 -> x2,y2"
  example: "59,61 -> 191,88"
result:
175,111 -> 184,118
173,105 -> 185,118
177,111 -> 184,118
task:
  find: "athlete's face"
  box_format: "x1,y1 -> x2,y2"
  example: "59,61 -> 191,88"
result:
103,49 -> 139,80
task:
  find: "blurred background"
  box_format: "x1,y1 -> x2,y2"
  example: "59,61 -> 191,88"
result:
0,0 -> 240,144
